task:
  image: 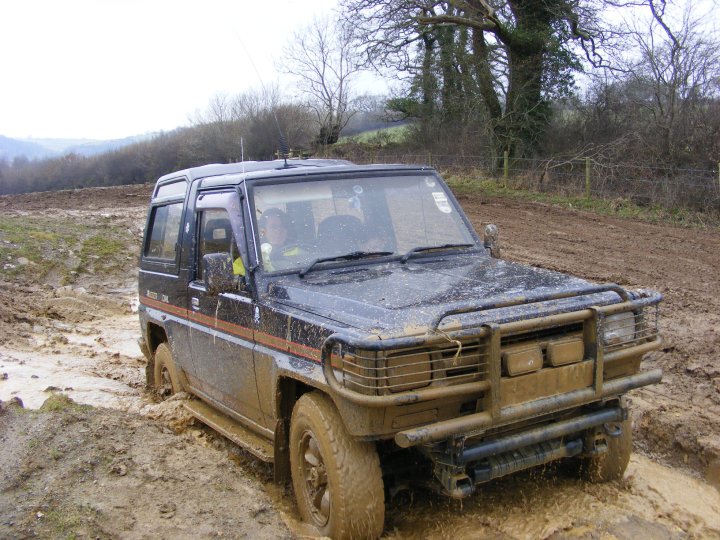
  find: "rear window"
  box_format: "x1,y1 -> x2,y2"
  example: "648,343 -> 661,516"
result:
144,203 -> 183,260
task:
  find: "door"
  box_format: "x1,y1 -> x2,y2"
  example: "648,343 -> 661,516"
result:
187,192 -> 265,428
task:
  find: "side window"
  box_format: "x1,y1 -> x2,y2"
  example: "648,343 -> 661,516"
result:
144,203 -> 183,260
197,209 -> 238,281
155,179 -> 187,199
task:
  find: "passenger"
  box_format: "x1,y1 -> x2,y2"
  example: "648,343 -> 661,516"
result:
360,234 -> 387,252
258,208 -> 302,270
360,225 -> 391,253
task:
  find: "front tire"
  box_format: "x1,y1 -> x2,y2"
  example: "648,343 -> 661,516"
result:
580,417 -> 633,482
150,342 -> 182,400
289,392 -> 384,539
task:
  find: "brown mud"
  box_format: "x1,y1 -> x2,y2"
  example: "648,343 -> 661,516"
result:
1,185 -> 719,538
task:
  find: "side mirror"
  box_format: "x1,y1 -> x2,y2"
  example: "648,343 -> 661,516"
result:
203,253 -> 237,295
483,224 -> 501,258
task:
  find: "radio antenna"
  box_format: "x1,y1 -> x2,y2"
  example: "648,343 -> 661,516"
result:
237,36 -> 289,166
240,136 -> 245,173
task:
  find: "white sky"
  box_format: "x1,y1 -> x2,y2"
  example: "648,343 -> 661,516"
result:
0,0 -> 340,140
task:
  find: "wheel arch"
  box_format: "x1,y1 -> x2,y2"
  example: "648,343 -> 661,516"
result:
273,376 -> 318,484
143,323 -> 168,388
146,322 -> 168,354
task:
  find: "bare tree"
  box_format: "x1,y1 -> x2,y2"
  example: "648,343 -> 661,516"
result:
278,16 -> 364,147
598,1 -> 720,164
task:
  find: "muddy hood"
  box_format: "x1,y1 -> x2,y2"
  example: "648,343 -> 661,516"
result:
265,256 -> 624,334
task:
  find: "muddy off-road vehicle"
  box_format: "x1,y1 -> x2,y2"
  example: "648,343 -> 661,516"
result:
138,159 -> 663,538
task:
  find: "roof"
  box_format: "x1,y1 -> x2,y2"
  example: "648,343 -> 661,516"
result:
155,159 -> 355,184
199,163 -> 434,191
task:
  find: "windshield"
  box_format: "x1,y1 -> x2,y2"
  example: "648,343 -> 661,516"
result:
251,174 -> 477,272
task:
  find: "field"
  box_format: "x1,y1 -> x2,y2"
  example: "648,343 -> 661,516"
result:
1,183 -> 719,538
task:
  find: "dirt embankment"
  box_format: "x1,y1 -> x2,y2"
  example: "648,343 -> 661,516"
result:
1,184 -> 719,539
0,395 -> 290,539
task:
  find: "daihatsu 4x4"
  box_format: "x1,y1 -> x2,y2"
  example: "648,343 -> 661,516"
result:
138,159 -> 663,539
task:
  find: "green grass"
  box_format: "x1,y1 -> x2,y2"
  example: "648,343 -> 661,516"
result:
76,235 -> 126,275
0,216 -> 82,280
39,394 -> 91,413
445,174 -> 719,228
46,508 -> 82,538
337,125 -> 410,146
0,213 -> 135,284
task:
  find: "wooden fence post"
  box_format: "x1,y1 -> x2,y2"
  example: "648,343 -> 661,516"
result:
503,150 -> 509,183
585,157 -> 591,199
428,152 -> 432,167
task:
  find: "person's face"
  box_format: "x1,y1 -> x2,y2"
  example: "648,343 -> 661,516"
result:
264,215 -> 288,246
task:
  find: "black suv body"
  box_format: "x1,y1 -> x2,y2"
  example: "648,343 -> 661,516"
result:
138,159 -> 662,539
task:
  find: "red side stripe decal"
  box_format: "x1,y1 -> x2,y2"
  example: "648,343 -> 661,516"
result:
140,296 -> 321,363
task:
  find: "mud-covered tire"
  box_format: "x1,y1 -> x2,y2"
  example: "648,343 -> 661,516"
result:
289,392 -> 384,539
151,343 -> 182,400
580,417 -> 633,482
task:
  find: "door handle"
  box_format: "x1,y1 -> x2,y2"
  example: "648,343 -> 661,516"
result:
191,297 -> 200,310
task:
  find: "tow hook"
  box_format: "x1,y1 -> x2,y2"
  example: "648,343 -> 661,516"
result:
603,423 -> 623,438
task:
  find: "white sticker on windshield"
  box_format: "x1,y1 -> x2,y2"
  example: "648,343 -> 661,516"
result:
432,192 -> 452,213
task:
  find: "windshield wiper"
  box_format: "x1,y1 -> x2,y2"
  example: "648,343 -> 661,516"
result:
299,251 -> 393,278
400,243 -> 474,264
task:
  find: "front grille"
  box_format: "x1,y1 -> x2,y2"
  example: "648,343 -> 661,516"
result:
339,337 -> 489,394
502,323 -> 584,347
334,305 -> 659,395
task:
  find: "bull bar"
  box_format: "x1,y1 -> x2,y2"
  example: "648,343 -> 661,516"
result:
320,286 -> 663,447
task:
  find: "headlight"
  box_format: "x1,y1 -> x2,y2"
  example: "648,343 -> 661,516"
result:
337,348 -> 432,394
602,312 -> 636,347
335,347 -> 379,395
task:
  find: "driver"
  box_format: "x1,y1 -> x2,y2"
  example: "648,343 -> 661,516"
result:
258,208 -> 302,270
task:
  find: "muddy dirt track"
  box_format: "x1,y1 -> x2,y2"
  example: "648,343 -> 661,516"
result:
1,184 -> 719,539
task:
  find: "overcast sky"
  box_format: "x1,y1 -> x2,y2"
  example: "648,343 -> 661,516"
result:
0,0 -> 340,140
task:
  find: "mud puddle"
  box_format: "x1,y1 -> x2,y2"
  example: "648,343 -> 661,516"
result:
0,350 -> 138,409
0,311 -> 145,410
377,455 -> 720,539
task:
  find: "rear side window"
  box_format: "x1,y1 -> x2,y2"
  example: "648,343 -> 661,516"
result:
155,180 -> 187,199
144,203 -> 183,260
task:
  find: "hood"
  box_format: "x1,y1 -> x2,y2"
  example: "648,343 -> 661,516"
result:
263,255 -> 624,335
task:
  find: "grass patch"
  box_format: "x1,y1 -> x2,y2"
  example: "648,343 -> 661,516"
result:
39,394 -> 91,413
46,508 -> 82,538
445,174 -> 719,228
338,125 -> 410,146
76,234 -> 126,275
0,216 -> 84,281
0,213 -> 135,284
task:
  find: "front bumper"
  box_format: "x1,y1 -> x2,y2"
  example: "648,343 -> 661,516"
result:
425,402 -> 629,498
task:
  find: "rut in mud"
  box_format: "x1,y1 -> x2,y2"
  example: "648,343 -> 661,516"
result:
1,184 -> 719,539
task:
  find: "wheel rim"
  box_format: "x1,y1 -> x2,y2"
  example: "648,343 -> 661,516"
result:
299,430 -> 330,526
158,365 -> 173,398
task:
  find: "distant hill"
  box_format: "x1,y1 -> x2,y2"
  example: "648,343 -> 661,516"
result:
0,134 -> 155,162
0,136 -> 51,161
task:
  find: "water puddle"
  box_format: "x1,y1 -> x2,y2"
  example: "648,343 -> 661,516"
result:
0,349 -> 142,409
